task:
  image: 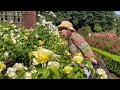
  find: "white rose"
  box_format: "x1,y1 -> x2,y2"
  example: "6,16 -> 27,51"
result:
6,67 -> 16,74
97,68 -> 106,75
24,72 -> 32,79
8,72 -> 17,79
101,74 -> 107,79
12,38 -> 16,44
47,61 -> 59,68
6,67 -> 17,78
13,63 -> 24,70
10,32 -> 15,37
36,22 -> 40,26
4,51 -> 9,57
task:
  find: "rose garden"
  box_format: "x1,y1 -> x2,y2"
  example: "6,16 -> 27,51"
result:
0,11 -> 120,79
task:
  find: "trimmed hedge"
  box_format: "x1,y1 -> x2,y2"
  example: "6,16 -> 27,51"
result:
92,47 -> 120,62
92,47 -> 120,76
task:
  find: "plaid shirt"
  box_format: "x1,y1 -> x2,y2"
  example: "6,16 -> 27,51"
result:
69,32 -> 95,60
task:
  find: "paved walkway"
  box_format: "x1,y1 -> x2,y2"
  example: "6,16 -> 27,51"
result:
109,72 -> 120,79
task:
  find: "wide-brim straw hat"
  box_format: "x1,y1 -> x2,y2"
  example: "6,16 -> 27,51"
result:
58,21 -> 76,32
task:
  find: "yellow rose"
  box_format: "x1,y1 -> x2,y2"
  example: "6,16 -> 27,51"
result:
39,40 -> 45,46
72,56 -> 83,64
34,54 -> 49,64
77,53 -> 82,56
32,47 -> 59,64
32,58 -> 39,65
25,33 -> 30,36
65,51 -> 71,56
63,66 -> 73,74
33,45 -> 37,48
0,61 -> 6,71
24,36 -> 28,40
32,51 -> 39,58
61,41 -> 65,45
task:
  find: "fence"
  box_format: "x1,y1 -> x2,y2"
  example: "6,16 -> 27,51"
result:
0,11 -> 37,29
0,11 -> 22,25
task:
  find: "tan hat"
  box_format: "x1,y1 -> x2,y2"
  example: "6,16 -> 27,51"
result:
58,21 -> 76,31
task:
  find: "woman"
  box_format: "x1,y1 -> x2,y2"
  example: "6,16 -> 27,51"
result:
58,21 -> 98,65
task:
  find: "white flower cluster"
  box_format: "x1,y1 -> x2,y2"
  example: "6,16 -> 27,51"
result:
10,29 -> 21,44
48,11 -> 56,17
6,63 -> 24,79
37,13 -> 59,32
24,65 -> 37,79
96,68 -> 107,79
4,51 -> 9,57
24,72 -> 32,79
47,61 -> 60,69
13,63 -> 24,70
1,22 -> 22,45
6,67 -> 17,79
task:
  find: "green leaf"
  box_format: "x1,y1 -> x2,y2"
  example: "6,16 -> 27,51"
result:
67,73 -> 73,79
0,73 -> 3,79
36,68 -> 43,74
16,70 -> 26,79
79,73 -> 85,79
72,74 -> 78,79
50,67 -> 61,79
73,66 -> 79,72
32,73 -> 38,79
4,73 -> 8,77
90,68 -> 96,75
42,68 -> 50,79
59,68 -> 63,73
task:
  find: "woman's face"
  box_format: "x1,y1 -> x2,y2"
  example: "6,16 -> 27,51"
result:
59,28 -> 68,37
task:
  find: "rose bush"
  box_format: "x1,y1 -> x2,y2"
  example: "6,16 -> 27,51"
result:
85,35 -> 120,56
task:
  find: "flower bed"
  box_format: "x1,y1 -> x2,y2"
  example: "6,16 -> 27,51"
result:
84,35 -> 120,56
1,14 -> 107,79
91,32 -> 117,39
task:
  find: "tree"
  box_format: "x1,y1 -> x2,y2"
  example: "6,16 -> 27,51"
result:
39,11 -> 118,32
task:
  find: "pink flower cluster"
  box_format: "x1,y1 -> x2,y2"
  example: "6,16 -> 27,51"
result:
91,32 -> 117,39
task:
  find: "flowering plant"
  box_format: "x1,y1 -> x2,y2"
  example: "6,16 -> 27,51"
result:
0,13 -> 102,79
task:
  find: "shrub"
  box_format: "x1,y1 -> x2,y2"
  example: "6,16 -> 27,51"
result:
93,25 -> 102,32
92,47 -> 120,76
85,36 -> 120,56
116,27 -> 120,36
81,25 -> 92,37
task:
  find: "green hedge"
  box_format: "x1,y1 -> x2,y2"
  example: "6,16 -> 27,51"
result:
92,47 -> 120,76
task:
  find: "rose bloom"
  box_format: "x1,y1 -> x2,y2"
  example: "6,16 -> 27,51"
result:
63,66 -> 73,74
72,56 -> 83,64
13,63 -> 24,70
24,72 -> 32,79
97,68 -> 105,75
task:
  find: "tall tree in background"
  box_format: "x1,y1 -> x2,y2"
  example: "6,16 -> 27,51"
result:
39,11 -> 118,32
